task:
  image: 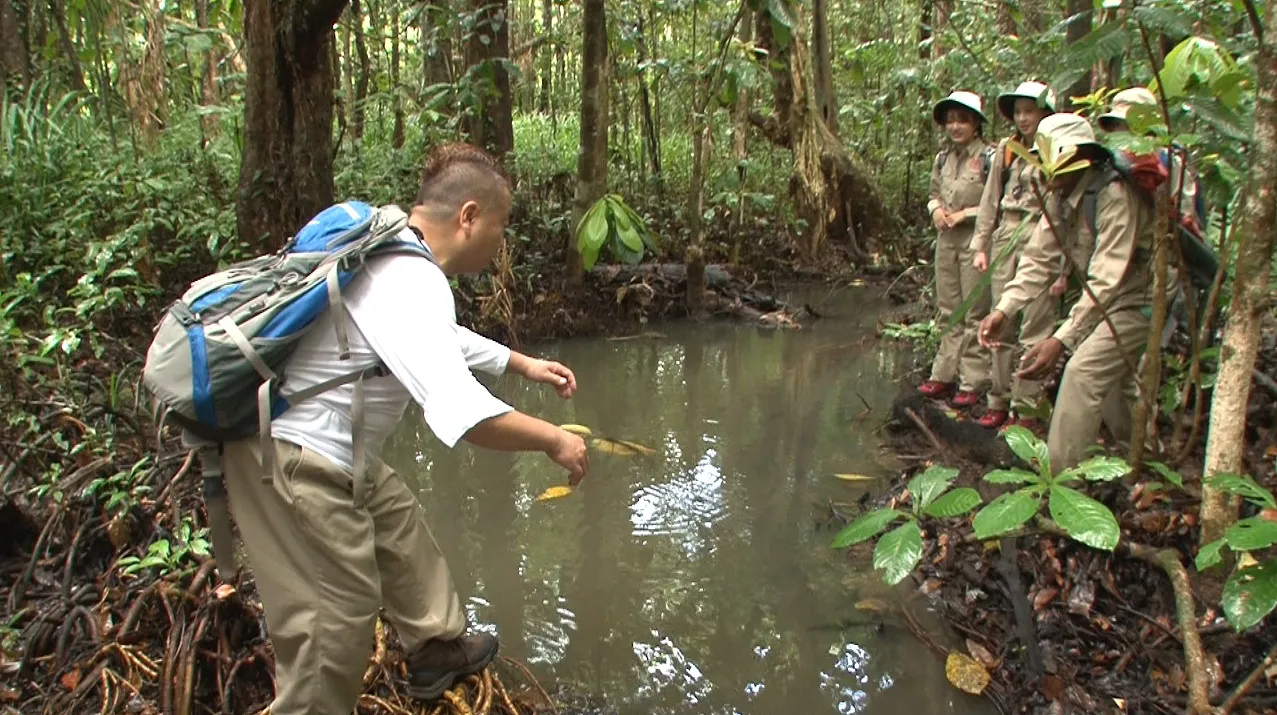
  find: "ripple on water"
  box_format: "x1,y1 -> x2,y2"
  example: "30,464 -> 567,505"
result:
630,451 -> 727,539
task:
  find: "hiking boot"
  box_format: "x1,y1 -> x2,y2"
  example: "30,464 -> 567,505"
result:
977,410 -> 1009,429
405,632 -> 499,701
918,380 -> 955,398
952,390 -> 981,408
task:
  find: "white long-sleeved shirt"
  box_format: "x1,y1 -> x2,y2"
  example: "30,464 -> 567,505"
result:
271,228 -> 513,473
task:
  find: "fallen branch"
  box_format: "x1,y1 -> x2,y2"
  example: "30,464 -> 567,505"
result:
902,407 -> 945,454
1220,642 -> 1277,713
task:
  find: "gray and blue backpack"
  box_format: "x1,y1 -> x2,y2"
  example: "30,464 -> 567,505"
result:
142,201 -> 434,576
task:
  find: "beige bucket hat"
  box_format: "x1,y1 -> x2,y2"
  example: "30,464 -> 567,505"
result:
997,81 -> 1058,121
1033,112 -> 1111,164
933,90 -> 988,125
1098,87 -> 1159,131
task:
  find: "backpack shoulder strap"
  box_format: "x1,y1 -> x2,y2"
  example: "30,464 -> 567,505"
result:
980,144 -> 997,183
935,148 -> 950,173
1082,164 -> 1124,238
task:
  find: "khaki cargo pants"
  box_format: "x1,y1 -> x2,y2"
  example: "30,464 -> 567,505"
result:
988,215 -> 1060,412
931,231 -> 990,392
1047,307 -> 1147,474
222,438 -> 466,715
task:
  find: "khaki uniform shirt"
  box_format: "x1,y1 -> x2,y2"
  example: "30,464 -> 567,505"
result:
995,167 -> 1159,350
970,137 -> 1046,254
926,139 -> 992,238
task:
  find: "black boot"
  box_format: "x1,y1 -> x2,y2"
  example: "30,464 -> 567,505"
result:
405,632 -> 500,701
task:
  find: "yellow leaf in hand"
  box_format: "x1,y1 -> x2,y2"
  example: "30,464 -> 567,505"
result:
559,424 -> 593,436
536,486 -> 574,502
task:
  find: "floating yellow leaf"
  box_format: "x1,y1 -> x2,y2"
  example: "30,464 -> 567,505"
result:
591,437 -> 656,457
945,652 -> 991,695
559,424 -> 593,436
536,486 -> 575,502
854,598 -> 889,613
834,473 -> 875,482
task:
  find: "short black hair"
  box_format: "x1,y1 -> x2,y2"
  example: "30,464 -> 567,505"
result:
415,143 -> 511,219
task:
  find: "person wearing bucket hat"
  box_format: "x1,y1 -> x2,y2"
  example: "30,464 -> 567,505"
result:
967,80 -> 1062,429
978,112 -> 1164,474
917,90 -> 995,404
1099,86 -> 1203,231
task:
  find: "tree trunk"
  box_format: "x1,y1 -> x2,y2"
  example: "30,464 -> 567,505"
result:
1200,5 -> 1277,547
195,0 -> 219,143
465,0 -> 514,155
538,0 -> 552,114
918,0 -> 932,62
932,0 -> 951,61
636,14 -> 661,188
391,0 -> 404,148
751,0 -> 888,262
569,0 -> 607,283
1063,0 -> 1093,110
0,0 -> 30,88
730,9 -> 752,265
1022,0 -> 1046,33
51,0 -> 85,92
811,0 -> 837,132
996,1 -> 1016,36
352,0 -> 369,140
422,0 -> 453,89
236,0 -> 348,252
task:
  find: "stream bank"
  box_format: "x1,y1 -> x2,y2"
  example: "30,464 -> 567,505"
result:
860,272 -> 1277,714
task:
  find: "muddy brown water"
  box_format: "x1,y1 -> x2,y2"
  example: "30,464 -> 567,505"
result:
383,285 -> 994,715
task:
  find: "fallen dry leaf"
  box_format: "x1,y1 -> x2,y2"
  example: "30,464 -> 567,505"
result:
536,486 -> 575,502
854,598 -> 889,613
945,652 -> 991,695
60,669 -> 80,691
213,584 -> 237,600
1041,673 -> 1065,701
1033,587 -> 1059,612
966,639 -> 999,669
0,686 -> 18,702
107,515 -> 131,551
591,437 -> 656,457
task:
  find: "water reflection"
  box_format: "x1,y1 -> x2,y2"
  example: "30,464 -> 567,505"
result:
383,287 -> 992,715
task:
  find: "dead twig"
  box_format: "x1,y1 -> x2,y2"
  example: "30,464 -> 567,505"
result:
902,407 -> 945,454
1220,643 -> 1277,713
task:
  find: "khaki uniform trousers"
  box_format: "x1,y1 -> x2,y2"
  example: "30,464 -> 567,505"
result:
1047,307 -> 1148,474
222,438 -> 466,715
988,216 -> 1060,411
931,233 -> 990,392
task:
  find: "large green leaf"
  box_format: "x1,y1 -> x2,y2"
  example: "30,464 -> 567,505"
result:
1195,538 -> 1227,572
983,468 -> 1041,485
1004,426 -> 1050,474
831,508 -> 902,548
1154,36 -> 1238,100
924,488 -> 982,518
1073,456 -> 1131,483
1051,23 -> 1129,92
1226,518 -> 1277,552
1130,5 -> 1193,41
908,465 -> 959,514
972,489 -> 1041,540
1223,561 -> 1277,632
1049,486 -> 1120,551
873,522 -> 924,586
1146,461 -> 1184,488
1204,474 -> 1276,509
577,207 -> 609,271
1183,95 -> 1251,143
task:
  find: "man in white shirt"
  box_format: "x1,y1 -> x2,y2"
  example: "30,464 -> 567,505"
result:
220,143 -> 589,715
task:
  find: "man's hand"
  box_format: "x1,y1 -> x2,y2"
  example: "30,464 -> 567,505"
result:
1016,338 -> 1065,380
1050,275 -> 1067,297
548,430 -> 589,486
973,251 -> 989,272
978,310 -> 1008,349
522,359 -> 577,399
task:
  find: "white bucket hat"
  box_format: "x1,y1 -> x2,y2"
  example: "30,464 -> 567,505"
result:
1098,87 -> 1159,131
933,90 -> 988,125
1033,113 -> 1111,164
997,81 -> 1058,121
